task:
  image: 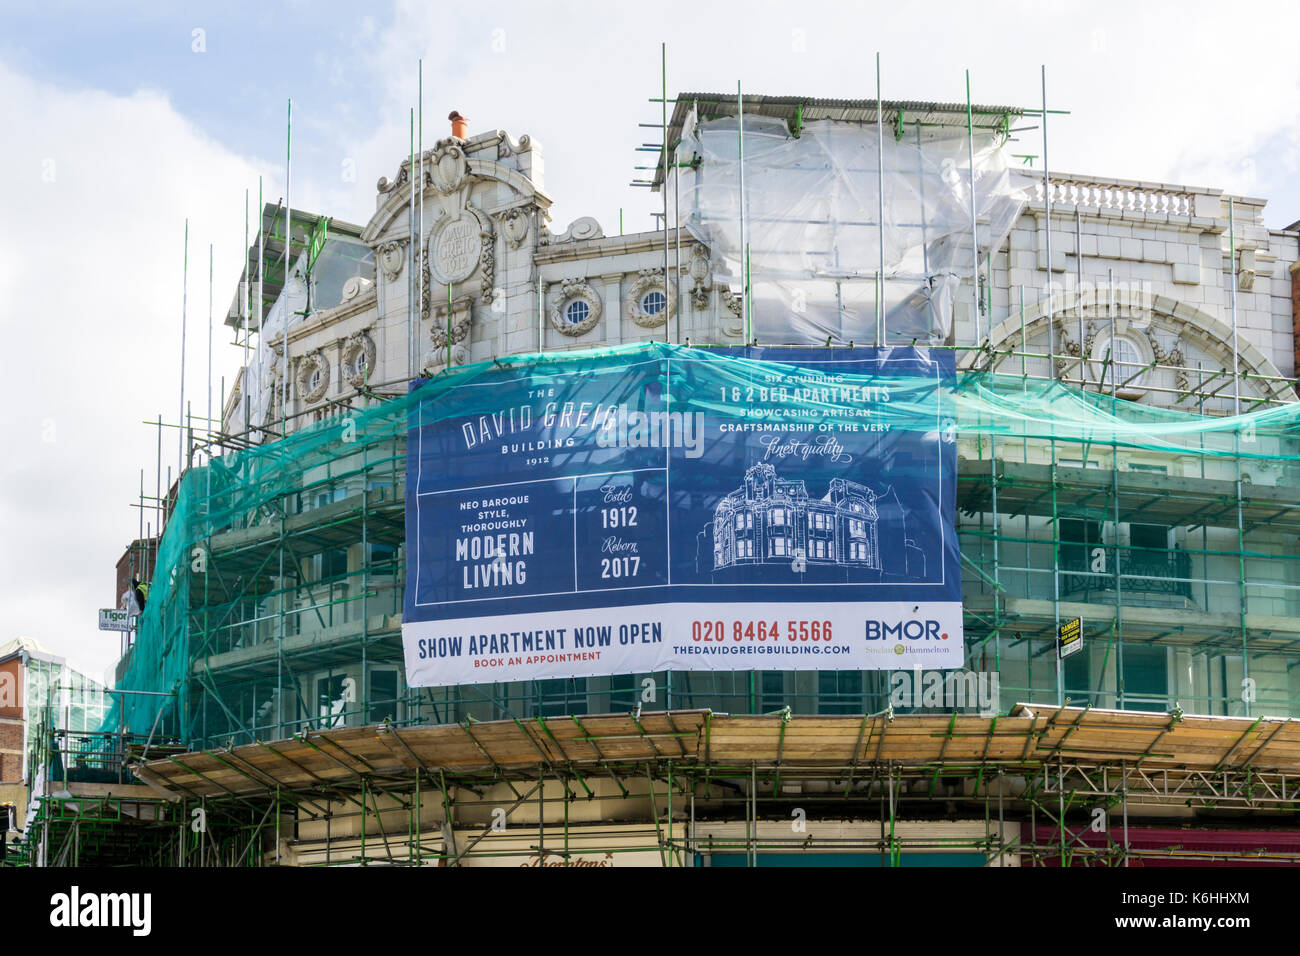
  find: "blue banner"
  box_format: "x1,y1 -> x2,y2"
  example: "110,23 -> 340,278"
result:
403,345 -> 962,686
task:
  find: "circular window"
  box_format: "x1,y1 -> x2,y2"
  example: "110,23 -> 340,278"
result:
309,369 -> 323,393
640,290 -> 666,316
350,353 -> 368,380
1091,333 -> 1148,390
565,299 -> 590,326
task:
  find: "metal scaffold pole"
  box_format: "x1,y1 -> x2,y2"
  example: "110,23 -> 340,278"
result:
1038,65 -> 1063,707
207,242 -> 213,457
877,53 -> 887,347
662,42 -> 669,346
409,107 -> 416,381
1041,65 -> 1053,381
178,218 -> 189,476
242,188 -> 251,431
1229,198 -> 1250,716
965,68 -> 979,350
257,176 -> 264,437
737,81 -> 748,343
418,59 -> 424,378
282,98 -> 292,439
1109,268 -> 1124,708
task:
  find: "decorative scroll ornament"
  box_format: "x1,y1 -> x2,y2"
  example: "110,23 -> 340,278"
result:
496,132 -> 532,159
541,216 -> 604,245
341,331 -> 378,387
720,287 -> 744,338
625,270 -> 674,329
296,351 -> 331,404
549,279 -> 602,337
376,163 -> 409,194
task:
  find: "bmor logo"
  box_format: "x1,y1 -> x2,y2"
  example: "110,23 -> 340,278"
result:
864,620 -> 949,641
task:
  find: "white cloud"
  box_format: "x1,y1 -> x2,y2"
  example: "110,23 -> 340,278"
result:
0,60 -> 265,678
339,1 -> 1300,232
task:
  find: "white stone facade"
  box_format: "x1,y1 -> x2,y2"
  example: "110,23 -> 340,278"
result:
222,114 -> 1299,437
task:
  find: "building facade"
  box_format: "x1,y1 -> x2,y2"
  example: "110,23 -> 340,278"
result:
61,92 -> 1300,868
200,94 -> 1300,733
1,637 -> 109,836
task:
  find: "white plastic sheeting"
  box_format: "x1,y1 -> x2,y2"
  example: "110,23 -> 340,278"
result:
237,237 -> 373,435
241,271 -> 307,433
680,112 -> 1030,344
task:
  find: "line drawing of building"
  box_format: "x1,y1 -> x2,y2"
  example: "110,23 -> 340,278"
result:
711,463 -> 884,572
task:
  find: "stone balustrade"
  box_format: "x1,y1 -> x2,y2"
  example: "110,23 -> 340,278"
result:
1035,177 -> 1195,216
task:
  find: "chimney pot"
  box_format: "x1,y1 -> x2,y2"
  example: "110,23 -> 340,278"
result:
448,110 -> 469,140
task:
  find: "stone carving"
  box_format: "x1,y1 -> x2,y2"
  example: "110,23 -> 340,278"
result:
1145,328 -> 1188,391
549,279 -> 602,337
429,141 -> 470,194
264,347 -> 285,422
1083,322 -> 1098,370
720,287 -> 744,337
479,235 -> 496,304
497,207 -> 530,249
426,295 -> 475,373
426,207 -> 495,302
495,133 -> 532,160
377,240 -> 406,281
341,276 -> 374,302
429,211 -> 483,284
420,247 -> 431,321
625,270 -> 674,329
688,244 -> 712,309
376,164 -> 408,194
341,331 -> 377,387
541,216 -> 604,245
296,351 -> 331,404
1055,322 -> 1082,379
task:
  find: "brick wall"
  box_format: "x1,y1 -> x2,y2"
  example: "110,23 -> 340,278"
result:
115,537 -> 157,605
0,719 -> 24,783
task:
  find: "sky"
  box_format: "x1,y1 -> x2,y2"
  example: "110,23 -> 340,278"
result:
2,0 -> 1300,680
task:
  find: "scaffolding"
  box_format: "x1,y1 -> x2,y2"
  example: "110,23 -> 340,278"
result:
72,67 -> 1300,866
19,707 -> 1300,867
99,317 -> 1300,750
66,322 -> 1300,867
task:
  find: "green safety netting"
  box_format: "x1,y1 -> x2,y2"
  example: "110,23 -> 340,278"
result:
104,342 -> 1300,739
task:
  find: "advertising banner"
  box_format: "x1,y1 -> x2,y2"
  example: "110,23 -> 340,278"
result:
403,346 -> 962,686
